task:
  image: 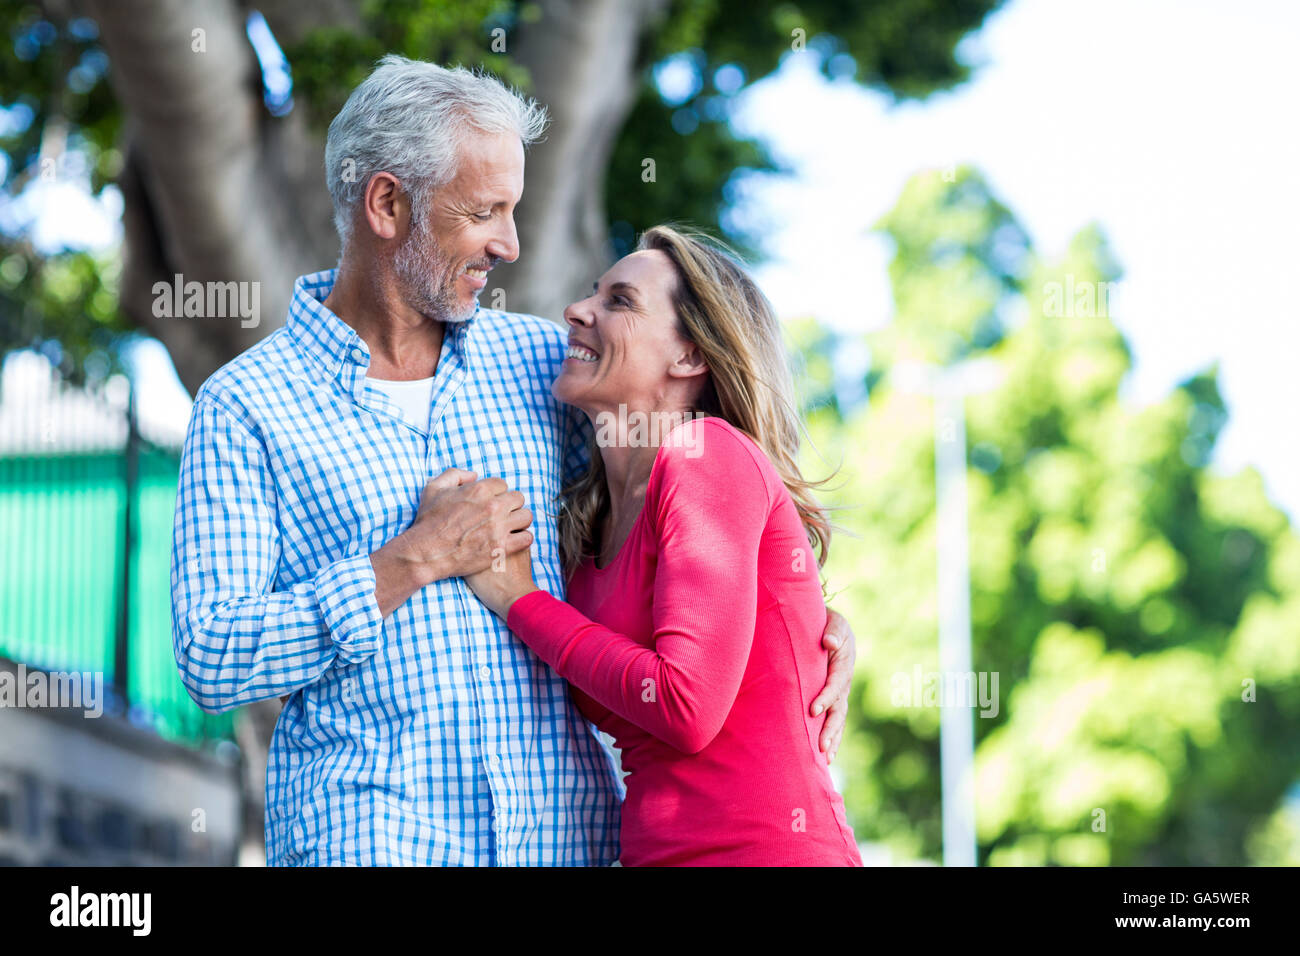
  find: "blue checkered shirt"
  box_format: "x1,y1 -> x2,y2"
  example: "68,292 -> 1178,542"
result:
170,270 -> 623,865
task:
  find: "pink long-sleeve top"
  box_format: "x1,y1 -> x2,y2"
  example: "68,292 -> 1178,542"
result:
507,416 -> 862,866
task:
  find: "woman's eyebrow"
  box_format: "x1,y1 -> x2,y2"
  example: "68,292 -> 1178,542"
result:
608,281 -> 640,303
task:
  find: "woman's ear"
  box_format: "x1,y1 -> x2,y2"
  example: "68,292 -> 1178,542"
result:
668,342 -> 710,379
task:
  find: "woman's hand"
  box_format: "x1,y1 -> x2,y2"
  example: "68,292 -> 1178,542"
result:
464,532 -> 539,619
810,608 -> 858,764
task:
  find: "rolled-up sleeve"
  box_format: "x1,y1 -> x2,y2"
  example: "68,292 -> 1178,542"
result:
170,396 -> 383,713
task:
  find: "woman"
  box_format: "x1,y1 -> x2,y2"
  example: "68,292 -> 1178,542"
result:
466,225 -> 862,867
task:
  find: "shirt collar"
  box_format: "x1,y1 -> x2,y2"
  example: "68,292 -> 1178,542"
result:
285,269 -> 480,384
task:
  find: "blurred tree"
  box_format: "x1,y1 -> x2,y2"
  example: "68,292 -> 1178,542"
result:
0,0 -> 1002,392
803,167 -> 1300,865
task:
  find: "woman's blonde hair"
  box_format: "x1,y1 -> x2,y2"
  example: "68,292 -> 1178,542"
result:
557,224 -> 831,575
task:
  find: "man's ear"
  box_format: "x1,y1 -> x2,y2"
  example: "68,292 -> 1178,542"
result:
667,342 -> 710,379
362,171 -> 406,241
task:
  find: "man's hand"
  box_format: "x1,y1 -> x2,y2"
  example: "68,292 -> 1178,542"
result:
277,469 -> 535,708
369,467 -> 534,619
810,608 -> 857,764
405,467 -> 534,576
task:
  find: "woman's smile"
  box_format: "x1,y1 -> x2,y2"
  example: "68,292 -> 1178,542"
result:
564,341 -> 600,363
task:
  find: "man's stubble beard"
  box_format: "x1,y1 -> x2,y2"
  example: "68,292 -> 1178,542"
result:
393,212 -> 477,324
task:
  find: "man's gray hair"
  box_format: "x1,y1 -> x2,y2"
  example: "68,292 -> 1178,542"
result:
325,55 -> 548,247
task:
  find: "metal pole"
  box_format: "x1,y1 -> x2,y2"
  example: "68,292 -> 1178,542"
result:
934,389 -> 977,867
114,378 -> 137,710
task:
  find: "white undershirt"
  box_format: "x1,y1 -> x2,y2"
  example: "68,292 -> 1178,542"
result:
367,375 -> 435,433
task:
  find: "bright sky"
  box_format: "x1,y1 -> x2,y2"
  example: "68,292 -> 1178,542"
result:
10,0 -> 1297,522
730,0 -> 1300,521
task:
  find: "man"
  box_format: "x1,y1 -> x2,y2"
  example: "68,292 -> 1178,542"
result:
170,55 -> 855,866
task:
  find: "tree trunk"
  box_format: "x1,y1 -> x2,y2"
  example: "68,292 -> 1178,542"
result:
494,0 -> 668,322
86,0 -> 338,395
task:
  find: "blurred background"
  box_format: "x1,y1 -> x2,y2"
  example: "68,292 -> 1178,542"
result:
0,0 -> 1296,866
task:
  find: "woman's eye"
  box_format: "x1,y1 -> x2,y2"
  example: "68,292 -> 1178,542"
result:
607,295 -> 627,308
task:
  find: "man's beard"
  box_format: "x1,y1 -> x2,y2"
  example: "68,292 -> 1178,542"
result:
393,214 -> 479,324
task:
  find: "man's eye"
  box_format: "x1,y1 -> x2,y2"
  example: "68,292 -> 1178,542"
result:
607,295 -> 627,308
473,211 -> 492,221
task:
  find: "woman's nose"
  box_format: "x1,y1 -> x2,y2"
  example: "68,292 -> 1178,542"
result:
563,299 -> 594,327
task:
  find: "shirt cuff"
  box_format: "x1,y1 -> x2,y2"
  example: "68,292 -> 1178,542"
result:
314,554 -> 383,664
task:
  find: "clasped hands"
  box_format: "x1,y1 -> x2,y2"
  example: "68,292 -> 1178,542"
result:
350,466 -> 855,763
372,466 -> 539,618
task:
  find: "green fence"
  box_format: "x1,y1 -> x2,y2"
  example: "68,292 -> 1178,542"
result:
0,375 -> 232,745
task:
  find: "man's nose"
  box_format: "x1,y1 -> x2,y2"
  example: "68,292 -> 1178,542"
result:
487,214 -> 520,264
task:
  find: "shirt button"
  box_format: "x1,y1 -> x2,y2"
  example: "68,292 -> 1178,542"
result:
490,754 -> 502,767
350,347 -> 364,363
479,665 -> 491,679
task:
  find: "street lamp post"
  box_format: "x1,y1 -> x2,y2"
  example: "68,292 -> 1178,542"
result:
893,357 -> 1002,868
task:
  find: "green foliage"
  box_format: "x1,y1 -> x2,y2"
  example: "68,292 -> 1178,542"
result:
0,245 -> 127,385
0,1 -> 119,188
652,0 -> 1001,97
609,0 -> 1003,257
0,2 -> 125,383
286,0 -> 529,132
871,167 -> 1031,364
800,167 -> 1300,865
605,79 -> 774,259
